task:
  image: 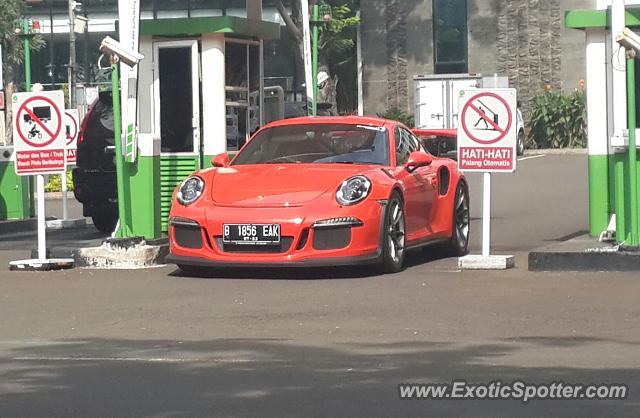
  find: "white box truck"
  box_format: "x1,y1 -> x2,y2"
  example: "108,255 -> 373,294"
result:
413,73 -> 525,154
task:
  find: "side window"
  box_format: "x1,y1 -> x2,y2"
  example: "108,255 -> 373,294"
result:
407,130 -> 426,153
396,128 -> 419,165
395,128 -> 410,166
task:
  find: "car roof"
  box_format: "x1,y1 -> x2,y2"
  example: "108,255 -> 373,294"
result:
264,115 -> 391,129
412,128 -> 457,138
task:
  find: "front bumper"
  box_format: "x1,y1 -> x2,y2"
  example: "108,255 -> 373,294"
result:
166,252 -> 381,268
168,199 -> 386,268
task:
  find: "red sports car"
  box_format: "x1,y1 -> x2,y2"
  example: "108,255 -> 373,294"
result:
166,116 -> 469,274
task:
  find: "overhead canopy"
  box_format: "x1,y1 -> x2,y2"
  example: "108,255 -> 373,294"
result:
565,8 -> 640,29
140,16 -> 280,39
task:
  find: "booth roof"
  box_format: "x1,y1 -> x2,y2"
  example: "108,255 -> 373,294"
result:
565,7 -> 640,29
140,15 -> 280,39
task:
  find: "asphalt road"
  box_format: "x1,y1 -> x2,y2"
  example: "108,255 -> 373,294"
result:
4,153 -> 638,418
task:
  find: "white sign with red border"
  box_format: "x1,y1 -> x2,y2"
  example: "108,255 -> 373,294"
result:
457,89 -> 517,172
64,109 -> 79,165
12,91 -> 66,175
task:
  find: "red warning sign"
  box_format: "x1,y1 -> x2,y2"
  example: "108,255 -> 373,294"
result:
64,109 -> 79,165
457,89 -> 517,173
12,91 -> 66,175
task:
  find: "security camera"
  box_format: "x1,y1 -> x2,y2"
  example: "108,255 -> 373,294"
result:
99,36 -> 144,67
616,27 -> 640,53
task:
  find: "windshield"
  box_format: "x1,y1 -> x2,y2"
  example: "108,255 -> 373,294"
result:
232,124 -> 390,165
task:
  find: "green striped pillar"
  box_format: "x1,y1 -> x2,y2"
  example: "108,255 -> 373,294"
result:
127,135 -> 161,239
585,29 -> 612,236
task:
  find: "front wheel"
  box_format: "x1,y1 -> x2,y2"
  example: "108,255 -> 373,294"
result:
91,206 -> 118,234
444,182 -> 470,256
380,193 -> 406,273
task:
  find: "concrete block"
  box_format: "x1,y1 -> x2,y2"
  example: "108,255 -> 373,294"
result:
76,238 -> 168,269
9,258 -> 74,271
458,254 -> 515,270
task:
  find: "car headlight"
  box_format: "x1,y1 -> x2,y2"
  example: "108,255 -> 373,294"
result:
177,176 -> 205,205
336,175 -> 371,206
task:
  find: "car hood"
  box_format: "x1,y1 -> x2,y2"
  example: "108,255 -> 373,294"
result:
210,164 -> 373,207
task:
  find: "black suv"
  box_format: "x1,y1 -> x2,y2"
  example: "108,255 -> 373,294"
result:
72,91 -> 118,233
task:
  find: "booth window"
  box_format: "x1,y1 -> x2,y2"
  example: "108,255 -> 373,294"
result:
159,47 -> 194,153
225,39 -> 262,151
433,0 -> 468,74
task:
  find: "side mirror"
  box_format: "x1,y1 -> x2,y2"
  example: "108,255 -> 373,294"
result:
212,152 -> 230,168
406,151 -> 433,172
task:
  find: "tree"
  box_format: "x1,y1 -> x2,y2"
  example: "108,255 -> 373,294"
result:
275,0 -> 359,114
0,0 -> 45,144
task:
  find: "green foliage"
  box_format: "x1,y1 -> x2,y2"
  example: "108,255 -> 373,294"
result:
319,1 -> 360,113
377,107 -> 415,128
45,171 -> 74,193
0,0 -> 46,87
529,89 -> 587,149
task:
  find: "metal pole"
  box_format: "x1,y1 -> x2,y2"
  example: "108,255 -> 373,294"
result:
61,168 -> 68,220
49,2 -> 56,88
311,4 -> 319,116
111,64 -> 129,237
23,19 -> 35,218
356,10 -> 363,116
37,174 -> 46,261
68,0 -> 76,108
626,55 -> 639,246
482,172 -> 491,257
23,19 -> 31,92
300,0 -> 313,115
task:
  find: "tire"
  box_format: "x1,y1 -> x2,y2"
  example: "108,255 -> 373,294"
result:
517,130 -> 525,156
91,207 -> 118,233
444,182 -> 470,256
380,192 -> 406,273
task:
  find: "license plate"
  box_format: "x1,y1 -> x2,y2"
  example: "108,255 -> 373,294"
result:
223,224 -> 281,245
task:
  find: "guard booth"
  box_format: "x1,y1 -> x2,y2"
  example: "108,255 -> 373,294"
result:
0,146 -> 30,220
134,16 -> 280,233
566,4 -> 640,245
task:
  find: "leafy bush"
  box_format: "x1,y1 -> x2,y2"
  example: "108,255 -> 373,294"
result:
377,107 -> 415,128
45,171 -> 74,192
529,89 -> 587,149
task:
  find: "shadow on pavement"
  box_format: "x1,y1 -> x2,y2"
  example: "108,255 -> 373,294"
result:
167,246 -> 456,280
0,337 -> 638,417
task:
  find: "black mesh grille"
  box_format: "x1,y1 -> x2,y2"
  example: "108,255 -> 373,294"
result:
312,227 -> 351,250
174,225 -> 203,249
215,237 -> 294,253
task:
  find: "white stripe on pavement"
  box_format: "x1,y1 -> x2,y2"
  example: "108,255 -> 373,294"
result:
517,155 -> 545,162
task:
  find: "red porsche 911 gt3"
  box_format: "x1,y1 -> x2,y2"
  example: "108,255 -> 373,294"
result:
166,116 -> 469,274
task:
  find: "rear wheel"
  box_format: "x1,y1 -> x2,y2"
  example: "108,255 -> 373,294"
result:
444,182 -> 470,256
517,130 -> 525,156
380,193 -> 406,273
91,206 -> 118,233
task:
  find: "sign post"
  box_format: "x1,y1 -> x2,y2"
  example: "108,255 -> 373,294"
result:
457,88 -> 517,270
46,108 -> 85,229
9,91 -> 74,270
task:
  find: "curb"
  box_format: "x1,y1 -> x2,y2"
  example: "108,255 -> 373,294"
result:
523,148 -> 587,155
0,218 -> 58,236
34,192 -> 71,200
528,233 -> 640,271
528,249 -> 640,272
